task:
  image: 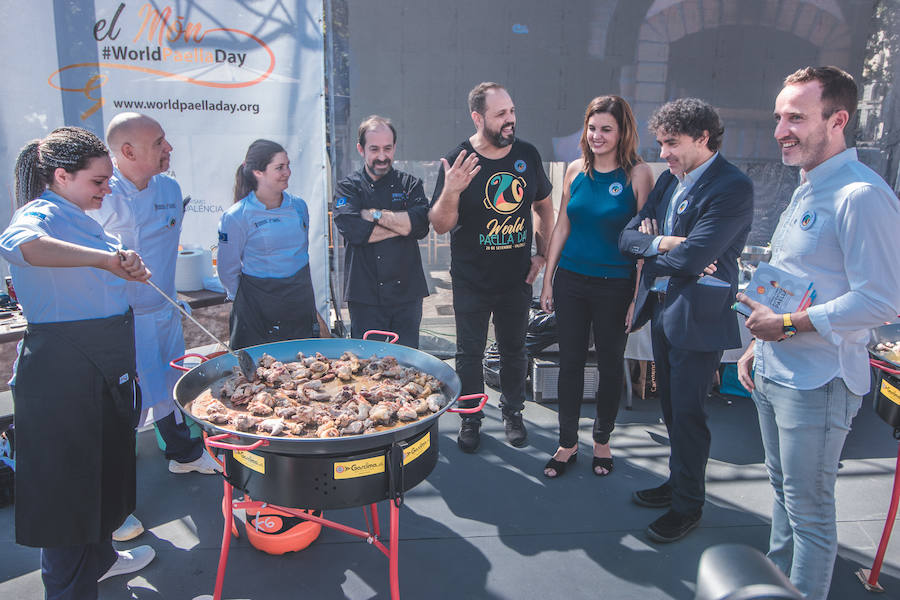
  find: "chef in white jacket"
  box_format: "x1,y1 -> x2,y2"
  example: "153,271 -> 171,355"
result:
90,113 -> 221,541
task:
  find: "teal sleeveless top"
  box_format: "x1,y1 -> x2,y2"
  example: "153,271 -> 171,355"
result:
558,168 -> 636,278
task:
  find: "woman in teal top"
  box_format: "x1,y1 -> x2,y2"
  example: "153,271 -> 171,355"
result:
540,96 -> 653,478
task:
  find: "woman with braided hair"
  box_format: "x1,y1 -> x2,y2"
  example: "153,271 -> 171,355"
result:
217,139 -> 322,348
0,126 -> 155,598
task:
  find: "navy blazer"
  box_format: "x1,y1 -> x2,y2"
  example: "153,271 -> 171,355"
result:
618,155 -> 753,352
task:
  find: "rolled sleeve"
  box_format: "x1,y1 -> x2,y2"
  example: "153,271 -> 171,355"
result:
807,184 -> 900,344
0,213 -> 51,266
0,228 -> 44,266
806,304 -> 834,342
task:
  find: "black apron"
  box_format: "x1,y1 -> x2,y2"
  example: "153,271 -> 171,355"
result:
229,264 -> 316,350
14,309 -> 141,548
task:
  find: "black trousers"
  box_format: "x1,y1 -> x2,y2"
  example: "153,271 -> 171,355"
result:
348,299 -> 423,348
650,300 -> 722,514
41,542 -> 116,600
553,268 -> 633,448
452,279 -> 531,420
155,412 -> 203,463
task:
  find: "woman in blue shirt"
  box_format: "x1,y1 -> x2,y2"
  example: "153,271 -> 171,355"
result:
0,127 -> 153,598
218,139 -> 318,348
540,97 -> 653,478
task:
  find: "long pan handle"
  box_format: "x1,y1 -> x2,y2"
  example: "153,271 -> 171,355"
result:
145,279 -> 232,351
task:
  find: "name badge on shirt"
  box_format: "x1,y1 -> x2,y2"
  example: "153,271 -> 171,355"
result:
676,198 -> 689,214
799,211 -> 816,230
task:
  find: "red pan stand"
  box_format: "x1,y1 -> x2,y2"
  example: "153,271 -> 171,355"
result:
856,358 -> 900,593
203,392 -> 486,600
196,329 -> 485,600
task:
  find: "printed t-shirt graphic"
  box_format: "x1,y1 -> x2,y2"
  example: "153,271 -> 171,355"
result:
432,139 -> 551,293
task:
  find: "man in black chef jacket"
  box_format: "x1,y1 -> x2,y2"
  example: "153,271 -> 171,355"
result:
333,115 -> 430,348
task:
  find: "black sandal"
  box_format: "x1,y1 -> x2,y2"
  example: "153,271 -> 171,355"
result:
543,453 -> 577,478
592,456 -> 614,476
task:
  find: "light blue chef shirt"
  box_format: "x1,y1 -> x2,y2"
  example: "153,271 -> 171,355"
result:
0,190 -> 129,322
754,148 -> 900,395
217,191 -> 310,299
89,169 -> 183,313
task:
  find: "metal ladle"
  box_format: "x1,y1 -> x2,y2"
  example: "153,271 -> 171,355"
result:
145,279 -> 257,381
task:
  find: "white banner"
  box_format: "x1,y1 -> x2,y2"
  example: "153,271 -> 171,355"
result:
0,1 -> 329,311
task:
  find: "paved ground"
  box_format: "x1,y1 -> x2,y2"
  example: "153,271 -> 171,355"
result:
1,359 -> 898,599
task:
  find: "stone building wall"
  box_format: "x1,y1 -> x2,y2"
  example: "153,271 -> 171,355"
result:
335,0 -> 892,247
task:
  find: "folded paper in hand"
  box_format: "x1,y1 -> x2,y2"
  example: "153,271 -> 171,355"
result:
696,275 -> 731,288
733,262 -> 814,317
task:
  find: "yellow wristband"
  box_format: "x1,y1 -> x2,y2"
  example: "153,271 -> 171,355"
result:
782,313 -> 793,328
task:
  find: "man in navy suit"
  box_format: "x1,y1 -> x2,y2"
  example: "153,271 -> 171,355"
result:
619,98 -> 753,542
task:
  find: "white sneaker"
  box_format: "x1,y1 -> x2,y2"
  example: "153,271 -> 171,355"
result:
112,513 -> 144,542
98,545 -> 155,582
168,451 -> 222,474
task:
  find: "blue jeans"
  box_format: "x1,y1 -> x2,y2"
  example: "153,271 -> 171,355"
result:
752,374 -> 862,600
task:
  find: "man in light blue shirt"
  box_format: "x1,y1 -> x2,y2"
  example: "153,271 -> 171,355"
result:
737,66 -> 900,600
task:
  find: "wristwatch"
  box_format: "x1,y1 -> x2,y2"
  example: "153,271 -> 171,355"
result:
781,313 -> 797,339
371,209 -> 383,222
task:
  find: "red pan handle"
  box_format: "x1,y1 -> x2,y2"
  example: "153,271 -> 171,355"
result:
871,358 -> 900,376
169,353 -> 210,371
448,393 -> 489,414
205,432 -> 270,451
363,330 -> 400,344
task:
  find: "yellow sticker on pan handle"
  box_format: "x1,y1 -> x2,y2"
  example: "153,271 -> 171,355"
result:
403,432 -> 431,465
334,455 -> 385,479
233,450 -> 265,474
881,378 -> 900,406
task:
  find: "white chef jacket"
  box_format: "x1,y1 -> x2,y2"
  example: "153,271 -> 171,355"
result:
90,170 -> 186,423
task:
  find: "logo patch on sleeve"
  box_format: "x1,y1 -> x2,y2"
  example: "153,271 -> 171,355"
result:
335,197 -> 347,208
218,231 -> 228,243
23,211 -> 47,221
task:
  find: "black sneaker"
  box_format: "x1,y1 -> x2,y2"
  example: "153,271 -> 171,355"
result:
503,412 -> 527,447
632,483 -> 672,508
645,508 -> 702,543
458,419 -> 481,453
